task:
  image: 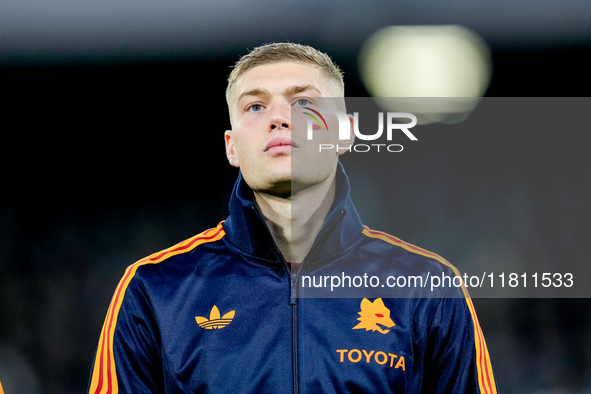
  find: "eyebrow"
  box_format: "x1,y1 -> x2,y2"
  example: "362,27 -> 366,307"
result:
286,84 -> 322,96
237,84 -> 322,103
237,88 -> 269,103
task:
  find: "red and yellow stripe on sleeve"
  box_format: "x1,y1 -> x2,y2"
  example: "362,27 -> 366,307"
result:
89,223 -> 226,394
362,226 -> 497,394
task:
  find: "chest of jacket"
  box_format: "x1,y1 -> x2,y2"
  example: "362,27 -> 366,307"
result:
139,244 -> 439,393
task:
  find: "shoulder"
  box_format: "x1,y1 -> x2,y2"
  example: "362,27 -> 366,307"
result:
103,223 -> 227,323
123,222 -> 227,285
360,225 -> 461,276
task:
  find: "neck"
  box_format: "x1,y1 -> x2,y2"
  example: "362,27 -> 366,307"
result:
253,174 -> 336,264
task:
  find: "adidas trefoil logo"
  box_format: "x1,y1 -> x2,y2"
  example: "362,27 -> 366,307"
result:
195,305 -> 235,330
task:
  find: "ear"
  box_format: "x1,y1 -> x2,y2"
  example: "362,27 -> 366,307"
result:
373,298 -> 385,308
224,130 -> 240,168
336,114 -> 355,156
359,298 -> 372,311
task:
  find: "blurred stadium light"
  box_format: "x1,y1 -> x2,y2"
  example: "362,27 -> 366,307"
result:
359,25 -> 492,124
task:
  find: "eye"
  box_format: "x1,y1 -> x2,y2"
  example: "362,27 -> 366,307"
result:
247,104 -> 263,112
293,98 -> 311,107
375,314 -> 384,318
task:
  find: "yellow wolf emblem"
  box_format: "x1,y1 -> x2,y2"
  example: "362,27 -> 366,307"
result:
353,298 -> 395,334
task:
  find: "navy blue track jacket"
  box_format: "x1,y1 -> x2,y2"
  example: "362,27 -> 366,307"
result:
89,164 -> 496,393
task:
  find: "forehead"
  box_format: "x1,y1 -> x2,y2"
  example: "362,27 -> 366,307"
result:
231,61 -> 334,103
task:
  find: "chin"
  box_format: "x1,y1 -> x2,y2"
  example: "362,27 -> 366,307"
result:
267,166 -> 292,183
246,171 -> 292,197
259,178 -> 291,198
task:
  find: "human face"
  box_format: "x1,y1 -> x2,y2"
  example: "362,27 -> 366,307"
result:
225,62 -> 350,196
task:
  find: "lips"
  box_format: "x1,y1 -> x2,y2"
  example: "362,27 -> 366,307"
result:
264,137 -> 297,152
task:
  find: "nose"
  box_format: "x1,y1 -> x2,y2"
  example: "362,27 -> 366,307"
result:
269,102 -> 291,131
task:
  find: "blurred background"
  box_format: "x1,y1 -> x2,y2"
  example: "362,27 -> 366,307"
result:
1,0 -> 590,392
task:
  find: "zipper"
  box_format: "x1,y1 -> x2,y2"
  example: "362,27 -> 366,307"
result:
291,289 -> 299,394
249,205 -> 300,393
288,263 -> 299,393
287,209 -> 346,394
249,204 -> 347,394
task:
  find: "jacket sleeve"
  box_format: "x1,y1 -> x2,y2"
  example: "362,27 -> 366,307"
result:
88,268 -> 163,394
422,292 -> 497,394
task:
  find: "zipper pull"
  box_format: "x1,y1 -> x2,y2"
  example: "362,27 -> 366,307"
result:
290,273 -> 298,305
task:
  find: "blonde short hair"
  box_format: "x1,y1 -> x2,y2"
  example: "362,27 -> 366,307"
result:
226,42 -> 344,104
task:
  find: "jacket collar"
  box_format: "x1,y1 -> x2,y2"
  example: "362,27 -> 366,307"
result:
223,162 -> 364,265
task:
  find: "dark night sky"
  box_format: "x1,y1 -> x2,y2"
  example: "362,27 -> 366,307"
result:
1,40 -> 590,393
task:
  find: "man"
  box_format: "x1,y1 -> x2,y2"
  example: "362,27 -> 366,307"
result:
89,43 -> 496,393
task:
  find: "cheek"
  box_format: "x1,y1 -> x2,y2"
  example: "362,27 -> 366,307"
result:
234,138 -> 260,169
